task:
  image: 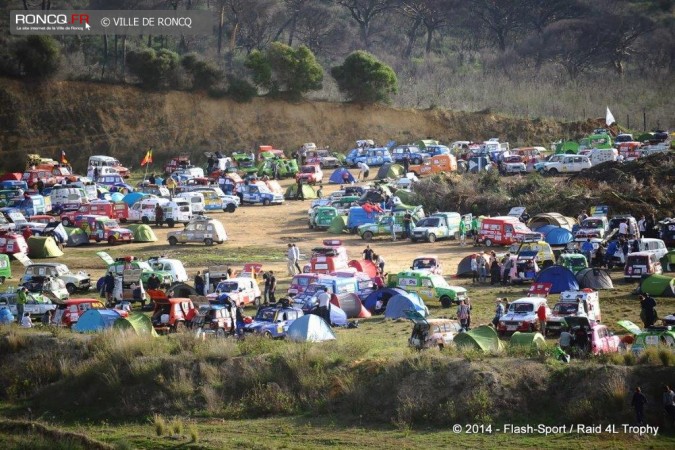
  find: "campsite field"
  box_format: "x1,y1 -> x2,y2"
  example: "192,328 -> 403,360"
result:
2,173 -> 675,449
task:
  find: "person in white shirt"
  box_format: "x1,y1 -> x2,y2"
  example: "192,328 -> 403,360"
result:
286,243 -> 297,276
292,244 -> 302,273
638,215 -> 646,234
618,221 -> 628,237
358,162 -> 370,180
20,312 -> 33,328
317,288 -> 331,324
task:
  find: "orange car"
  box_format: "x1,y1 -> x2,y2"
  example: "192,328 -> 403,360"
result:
408,154 -> 457,176
151,296 -> 198,334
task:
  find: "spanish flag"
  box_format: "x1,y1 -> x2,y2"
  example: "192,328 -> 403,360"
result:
60,150 -> 68,165
141,149 -> 153,166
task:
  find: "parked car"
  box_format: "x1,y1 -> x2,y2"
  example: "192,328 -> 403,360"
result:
0,290 -> 56,322
53,298 -> 106,327
167,215 -> 227,246
0,254 -> 10,283
148,257 -> 188,283
390,145 -> 426,164
309,206 -> 338,230
151,297 -> 198,334
500,155 -> 527,174
75,215 -> 134,245
497,297 -> 550,335
575,216 -> 610,240
557,253 -> 588,273
243,305 -> 304,338
240,183 -> 284,206
542,154 -> 592,175
561,316 -> 621,355
97,252 -> 174,287
304,148 -> 341,169
206,277 -> 261,306
358,211 -> 417,241
295,164 -> 324,185
22,263 -> 91,295
411,212 -> 461,243
624,251 -> 662,281
60,200 -> 128,227
411,255 -> 443,275
287,273 -> 321,297
546,289 -> 601,335
478,216 -> 536,247
193,304 -> 235,338
616,321 -> 675,354
407,311 -> 462,350
345,147 -> 393,167
388,269 -> 467,308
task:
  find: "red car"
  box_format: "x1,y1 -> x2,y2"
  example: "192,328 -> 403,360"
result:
60,200 -> 129,227
53,298 -> 117,327
295,164 -> 323,185
0,231 -> 28,255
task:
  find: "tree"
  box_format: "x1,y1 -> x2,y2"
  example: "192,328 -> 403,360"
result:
15,35 -> 61,78
336,0 -> 399,50
182,54 -> 224,91
245,42 -> 323,99
331,50 -> 398,103
126,47 -> 180,90
466,0 -> 522,52
401,0 -> 453,55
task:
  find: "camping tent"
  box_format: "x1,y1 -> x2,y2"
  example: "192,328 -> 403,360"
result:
287,314 -> 337,342
72,309 -> 123,333
284,184 -> 317,200
110,192 -> 125,202
122,192 -> 148,206
454,326 -> 504,352
384,292 -> 428,319
347,259 -> 378,278
0,307 -> 14,324
393,189 -> 414,205
363,287 -> 408,311
329,168 -> 355,184
510,332 -> 546,348
576,268 -> 614,290
376,163 -> 404,180
327,304 -> 348,326
131,224 -> 157,242
545,227 -> 573,245
328,215 -> 347,234
66,227 -> 89,247
528,213 -> 576,231
167,283 -> 198,298
27,236 -> 63,258
534,224 -> 557,236
331,293 -> 371,318
534,265 -> 579,294
640,274 -> 675,297
457,254 -> 478,277
113,312 -> 158,336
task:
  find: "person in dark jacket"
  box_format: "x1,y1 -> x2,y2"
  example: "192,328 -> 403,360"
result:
103,272 -> 115,306
194,271 -> 205,296
631,386 -> 648,425
489,259 -> 501,285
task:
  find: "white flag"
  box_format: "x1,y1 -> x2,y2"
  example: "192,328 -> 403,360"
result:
606,107 -> 615,126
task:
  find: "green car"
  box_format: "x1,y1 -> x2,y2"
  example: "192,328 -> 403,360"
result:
557,253 -> 588,273
358,212 -> 416,241
309,206 -> 338,230
258,158 -> 299,178
617,320 -> 675,354
97,251 -> 173,286
387,269 -> 467,307
0,190 -> 21,208
232,153 -> 259,175
0,254 -> 11,283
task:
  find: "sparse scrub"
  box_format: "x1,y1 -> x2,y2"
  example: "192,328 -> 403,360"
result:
188,424 -> 199,443
152,414 -> 166,436
464,387 -> 493,425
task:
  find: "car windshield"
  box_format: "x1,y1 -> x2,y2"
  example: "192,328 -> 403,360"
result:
293,277 -> 311,287
103,220 -> 119,228
413,259 -> 436,269
628,256 -> 648,265
417,218 -> 439,227
301,166 -> 315,173
429,275 -> 447,287
554,303 -> 578,315
583,219 -> 603,228
216,281 -> 239,292
510,303 -> 534,313
255,309 -> 277,322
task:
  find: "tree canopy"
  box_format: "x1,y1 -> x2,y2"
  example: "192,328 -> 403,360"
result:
331,51 -> 398,104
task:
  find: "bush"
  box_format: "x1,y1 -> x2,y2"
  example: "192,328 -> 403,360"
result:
182,54 -> 223,91
331,51 -> 398,104
126,47 -> 180,90
245,42 -> 323,100
225,75 -> 257,102
15,35 -> 61,78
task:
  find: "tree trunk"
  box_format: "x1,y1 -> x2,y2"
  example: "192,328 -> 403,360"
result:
360,22 -> 370,50
101,34 -> 108,79
425,26 -> 433,54
403,18 -> 421,59
227,22 -> 239,71
114,35 -> 118,78
122,35 -> 127,82
288,15 -> 297,46
217,5 -> 225,56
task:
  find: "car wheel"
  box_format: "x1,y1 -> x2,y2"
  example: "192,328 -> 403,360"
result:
413,158 -> 421,165
215,329 -> 225,338
363,231 -> 373,241
411,237 -> 418,243
119,218 -> 127,223
548,168 -> 558,175
166,219 -> 175,228
168,236 -> 178,246
263,331 -> 274,339
484,239 -> 493,247
142,216 -> 149,224
66,283 -> 77,295
0,276 -> 5,284
204,238 -> 214,246
225,204 -> 236,213
440,296 -> 452,308
107,236 -> 117,245
61,218 -> 71,227
453,232 -> 459,240
263,199 -> 271,206
427,233 -> 437,243
175,321 -> 186,333
309,222 -> 314,229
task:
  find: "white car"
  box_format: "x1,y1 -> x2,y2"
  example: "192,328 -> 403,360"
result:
22,263 -> 91,294
497,297 -> 550,335
206,277 -> 262,306
542,155 -> 592,175
148,257 -> 189,283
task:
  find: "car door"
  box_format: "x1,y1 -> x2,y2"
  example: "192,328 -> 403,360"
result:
419,278 -> 434,301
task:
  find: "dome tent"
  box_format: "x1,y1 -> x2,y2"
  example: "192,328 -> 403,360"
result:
534,265 -> 579,294
545,227 -> 573,246
534,224 -> 557,236
384,292 -> 428,319
126,224 -> 157,242
640,274 -> 675,297
576,268 -> 614,290
72,309 -> 124,333
510,332 -> 546,348
454,326 -> 504,352
329,168 -> 355,184
66,227 -> 89,247
363,287 -> 407,311
331,293 -> 371,318
287,314 -> 336,342
376,163 -> 404,180
27,236 -> 63,258
457,254 -> 479,277
284,184 -> 317,200
328,215 -> 347,234
113,312 -> 158,336
528,213 -> 576,231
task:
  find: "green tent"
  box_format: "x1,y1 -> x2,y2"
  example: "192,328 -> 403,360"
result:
510,332 -> 546,349
328,215 -> 347,234
284,184 -> 317,200
640,274 -> 675,297
454,325 -> 504,353
394,189 -> 415,205
131,224 -> 158,242
114,312 -> 159,336
27,236 -> 63,258
65,227 -> 89,247
376,163 -> 405,180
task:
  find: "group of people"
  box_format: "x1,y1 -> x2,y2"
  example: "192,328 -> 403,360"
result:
631,385 -> 675,428
286,243 -> 302,276
470,251 -> 523,285
362,245 -> 386,275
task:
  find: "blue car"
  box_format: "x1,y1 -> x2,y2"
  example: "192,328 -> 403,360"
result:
346,206 -> 380,233
422,145 -> 451,157
390,145 -> 427,164
243,305 -> 304,338
345,148 -> 393,167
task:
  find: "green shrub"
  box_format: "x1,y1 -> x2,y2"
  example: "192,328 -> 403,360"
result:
126,47 -> 180,90
182,54 -> 223,91
331,51 -> 398,104
15,35 -> 61,78
225,75 -> 257,102
152,414 -> 166,436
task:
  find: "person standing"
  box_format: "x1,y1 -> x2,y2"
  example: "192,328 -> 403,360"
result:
16,287 -> 27,323
457,300 -> 470,331
292,243 -> 302,274
103,272 -> 115,306
631,386 -> 648,425
268,271 -> 277,304
490,259 -> 501,285
317,287 -> 331,324
663,385 -> 675,428
154,203 -> 164,227
194,271 -> 205,296
470,255 -> 478,284
471,216 -> 479,245
459,218 -> 467,246
618,220 -> 628,239
287,244 -> 297,276
492,299 -> 505,327
537,302 -> 548,336
501,253 -> 512,285
403,211 -> 413,239
389,212 -> 397,242
638,215 -> 647,236
263,271 -> 271,304
149,173 -> 156,185
375,253 -> 385,275
296,177 -> 305,201
640,294 -> 657,328
402,155 -> 410,174
581,238 -> 594,264
358,161 -> 370,181
477,253 -> 488,283
363,245 -> 374,261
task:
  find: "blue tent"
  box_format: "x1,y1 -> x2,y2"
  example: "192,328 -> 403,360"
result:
329,168 -> 355,184
545,227 -> 573,245
122,192 -> 147,206
72,309 -> 123,333
287,314 -> 337,342
534,224 -> 557,236
110,192 -> 124,202
363,287 -> 407,311
534,265 -> 579,294
329,304 -> 348,326
384,292 -> 428,319
0,307 -> 15,324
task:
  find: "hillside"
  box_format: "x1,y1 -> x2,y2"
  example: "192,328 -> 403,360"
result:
0,79 -> 594,172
